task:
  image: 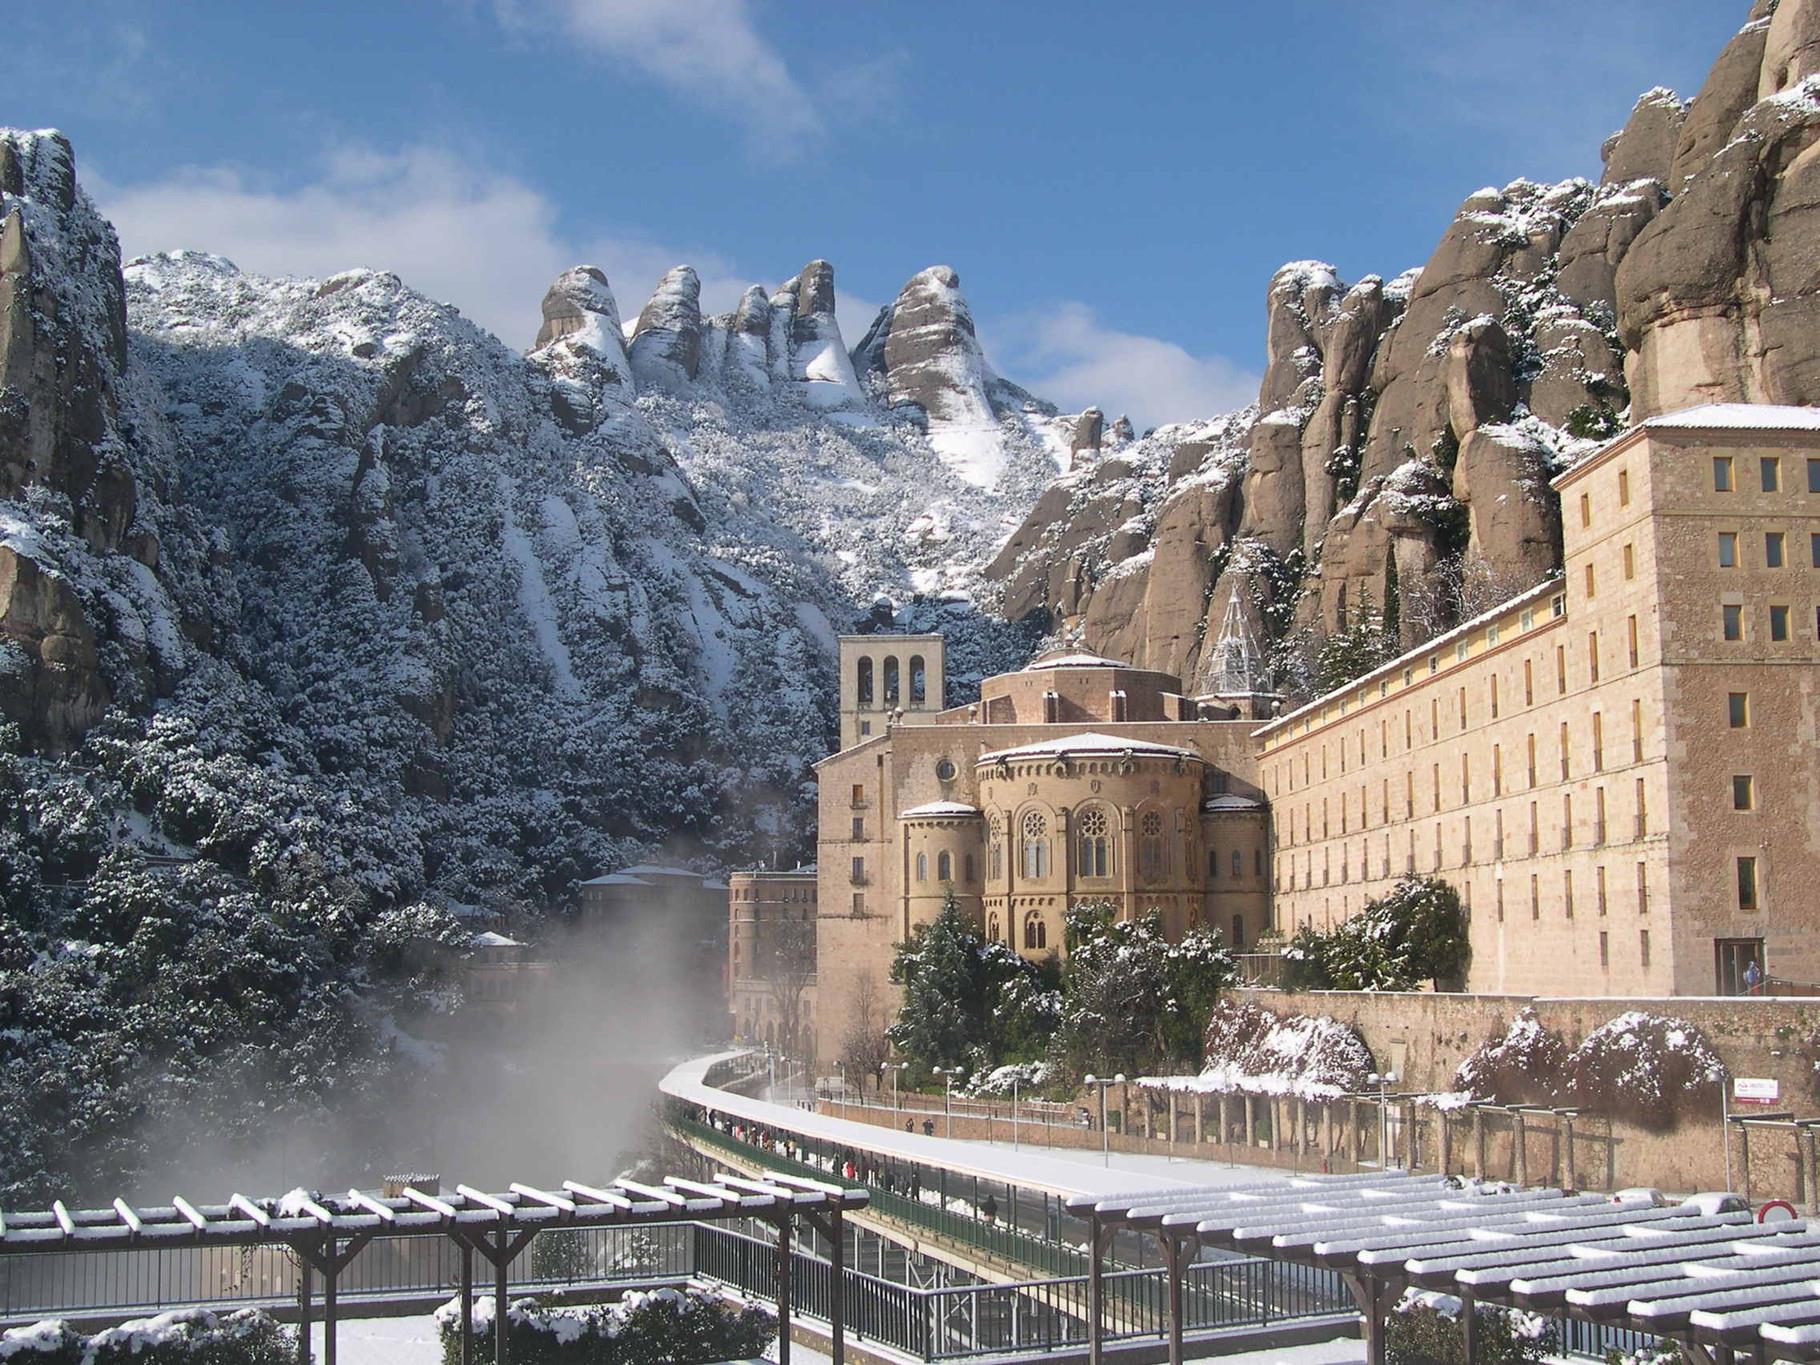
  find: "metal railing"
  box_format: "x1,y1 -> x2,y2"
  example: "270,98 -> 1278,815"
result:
673,1116 -> 1090,1277
691,1224 -> 1352,1361
0,1225 -> 692,1323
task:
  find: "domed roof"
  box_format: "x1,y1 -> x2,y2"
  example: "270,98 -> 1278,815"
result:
977,732 -> 1201,763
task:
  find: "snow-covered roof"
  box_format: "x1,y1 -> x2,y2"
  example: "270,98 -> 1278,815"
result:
468,931 -> 523,949
1201,794 -> 1265,812
579,873 -> 650,887
1023,652 -> 1134,670
617,864 -> 709,879
977,732 -> 1203,763
1643,403 -> 1820,433
899,800 -> 981,818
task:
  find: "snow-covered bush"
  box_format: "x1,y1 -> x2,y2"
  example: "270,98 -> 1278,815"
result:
964,1060 -> 1050,1098
1387,1289 -> 1555,1365
434,1289 -> 773,1365
0,1309 -> 293,1365
1454,1008 -> 1569,1106
1152,997 -> 1372,1099
1567,1012 -> 1725,1131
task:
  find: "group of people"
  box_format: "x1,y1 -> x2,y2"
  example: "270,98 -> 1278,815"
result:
689,1105 -> 929,1203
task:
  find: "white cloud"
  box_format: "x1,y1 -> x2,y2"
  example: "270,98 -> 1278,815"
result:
93,144 -> 796,349
498,0 -> 822,150
992,302 -> 1259,432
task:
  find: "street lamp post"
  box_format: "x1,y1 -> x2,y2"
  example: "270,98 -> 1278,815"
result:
1369,1071 -> 1399,1169
883,1061 -> 908,1116
1012,1074 -> 1020,1152
1083,1074 -> 1128,1168
933,1067 -> 964,1138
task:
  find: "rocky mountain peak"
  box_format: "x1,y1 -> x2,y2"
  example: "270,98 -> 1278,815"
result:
628,264 -> 702,392
532,264 -> 623,351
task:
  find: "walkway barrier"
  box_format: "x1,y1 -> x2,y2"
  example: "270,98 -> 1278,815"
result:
690,1223 -> 1354,1362
0,1225 -> 692,1323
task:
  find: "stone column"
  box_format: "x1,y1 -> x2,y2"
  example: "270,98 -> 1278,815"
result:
1193,1093 -> 1205,1146
1563,1112 -> 1578,1192
1169,1091 -> 1178,1147
1438,1111 -> 1452,1177
1403,1101 -> 1417,1171
1472,1107 -> 1487,1180
1514,1111 -> 1529,1187
1244,1094 -> 1256,1148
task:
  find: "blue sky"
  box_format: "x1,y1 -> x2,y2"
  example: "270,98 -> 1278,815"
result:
13,0 -> 1749,427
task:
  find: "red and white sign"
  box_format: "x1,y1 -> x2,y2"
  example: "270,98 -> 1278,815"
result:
1733,1077 -> 1781,1106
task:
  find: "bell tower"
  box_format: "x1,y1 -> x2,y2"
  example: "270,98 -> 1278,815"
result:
837,634 -> 946,751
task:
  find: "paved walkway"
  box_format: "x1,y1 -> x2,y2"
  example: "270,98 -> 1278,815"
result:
662,1053 -> 1295,1199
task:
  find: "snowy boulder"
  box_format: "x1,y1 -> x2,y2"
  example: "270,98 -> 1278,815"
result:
1071,407 -> 1105,456
628,265 -> 702,392
1600,87 -> 1685,187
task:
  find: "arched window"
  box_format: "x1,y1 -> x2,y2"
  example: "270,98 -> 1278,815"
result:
909,655 -> 926,704
1207,847 -> 1219,879
988,813 -> 1003,880
883,656 -> 901,704
937,850 -> 952,882
1139,809 -> 1168,879
857,656 -> 873,705
1231,849 -> 1242,878
988,913 -> 1001,942
1021,811 -> 1049,879
915,852 -> 928,882
1076,806 -> 1111,879
1231,913 -> 1246,950
1024,915 -> 1047,950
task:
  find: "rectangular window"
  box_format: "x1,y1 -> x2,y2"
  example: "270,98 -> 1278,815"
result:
1636,777 -> 1647,838
1770,604 -> 1790,641
1530,873 -> 1539,920
1528,801 -> 1539,856
1632,698 -> 1644,762
1458,686 -> 1467,731
850,784 -> 865,806
1556,645 -> 1567,694
1729,692 -> 1750,727
1584,563 -> 1596,597
1718,532 -> 1737,567
1460,754 -> 1471,803
851,892 -> 864,915
1715,456 -> 1734,492
1565,869 -> 1575,918
1637,860 -> 1649,914
1527,733 -> 1538,786
1579,491 -> 1591,527
1619,469 -> 1630,505
1811,532 -> 1820,568
1431,763 -> 1441,813
1767,531 -> 1786,568
1640,929 -> 1651,968
1492,744 -> 1503,796
1596,786 -> 1608,844
1559,722 -> 1571,780
1592,712 -> 1604,771
1490,676 -> 1500,719
1810,457 -> 1820,494
1588,631 -> 1600,683
1723,604 -> 1743,641
850,816 -> 864,839
1738,856 -> 1759,911
1524,659 -> 1534,706
1627,615 -> 1639,669
1496,880 -> 1505,922
1762,456 -> 1781,492
1732,775 -> 1755,811
1623,542 -> 1635,579
1563,792 -> 1574,849
850,856 -> 865,882
1597,864 -> 1608,916
1599,931 -> 1609,968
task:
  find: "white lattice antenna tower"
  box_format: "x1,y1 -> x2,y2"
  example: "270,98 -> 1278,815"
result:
1206,591 -> 1264,695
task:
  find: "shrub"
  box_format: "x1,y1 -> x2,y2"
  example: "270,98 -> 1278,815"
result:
1285,878 -> 1470,992
1455,1008 -> 1569,1106
1,1309 -> 295,1365
1190,997 -> 1373,1098
1567,1012 -> 1725,1132
435,1289 -> 774,1365
1387,1292 -> 1555,1365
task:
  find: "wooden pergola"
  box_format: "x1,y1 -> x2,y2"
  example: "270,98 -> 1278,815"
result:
0,1171 -> 867,1365
1069,1170 -> 1820,1365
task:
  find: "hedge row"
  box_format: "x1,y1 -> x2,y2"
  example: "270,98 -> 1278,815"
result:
434,1289 -> 774,1365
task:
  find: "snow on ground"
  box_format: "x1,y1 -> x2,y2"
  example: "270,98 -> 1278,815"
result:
309,1316 -> 441,1365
